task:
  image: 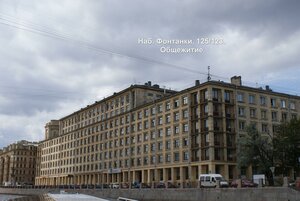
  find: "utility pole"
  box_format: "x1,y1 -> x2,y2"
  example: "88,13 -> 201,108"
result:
207,66 -> 211,81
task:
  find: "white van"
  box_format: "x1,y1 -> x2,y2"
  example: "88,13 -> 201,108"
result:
199,174 -> 229,188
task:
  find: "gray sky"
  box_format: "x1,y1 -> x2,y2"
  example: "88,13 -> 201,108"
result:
0,0 -> 300,147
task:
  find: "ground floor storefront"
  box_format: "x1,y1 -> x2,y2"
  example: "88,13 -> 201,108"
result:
35,163 -> 237,186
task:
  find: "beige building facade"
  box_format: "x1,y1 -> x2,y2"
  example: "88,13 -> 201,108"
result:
35,77 -> 300,186
0,140 -> 38,186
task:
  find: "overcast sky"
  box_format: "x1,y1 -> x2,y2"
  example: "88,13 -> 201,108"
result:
0,0 -> 300,147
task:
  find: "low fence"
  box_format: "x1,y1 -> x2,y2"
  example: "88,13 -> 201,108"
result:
0,187 -> 299,201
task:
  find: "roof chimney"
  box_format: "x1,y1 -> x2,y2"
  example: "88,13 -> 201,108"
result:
148,81 -> 152,86
195,80 -> 200,86
231,76 -> 242,86
265,85 -> 272,91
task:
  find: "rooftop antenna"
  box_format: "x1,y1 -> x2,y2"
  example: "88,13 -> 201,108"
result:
207,66 -> 211,81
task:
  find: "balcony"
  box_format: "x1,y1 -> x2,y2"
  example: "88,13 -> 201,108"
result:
212,97 -> 222,102
201,127 -> 209,132
226,127 -> 235,132
191,129 -> 199,134
191,143 -> 199,148
213,112 -> 223,118
214,127 -> 223,131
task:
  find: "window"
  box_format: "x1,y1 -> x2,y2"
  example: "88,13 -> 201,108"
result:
174,112 -> 180,121
174,152 -> 180,162
158,129 -> 163,138
282,113 -> 288,122
183,110 -> 189,119
271,98 -> 276,107
151,143 -> 156,152
166,102 -> 171,110
238,107 -> 245,117
271,111 -> 277,121
166,114 -> 171,123
239,121 -> 245,131
174,139 -> 180,148
249,95 -> 255,104
151,107 -> 156,115
143,133 -> 148,141
144,121 -> 149,129
183,152 -> 189,161
183,124 -> 189,132
138,122 -> 142,131
158,155 -> 163,163
174,125 -> 179,134
262,124 -> 268,133
166,141 -> 171,150
260,96 -> 266,105
158,142 -> 163,150
151,131 -> 156,139
183,138 -> 189,146
204,90 -> 208,100
166,127 -> 171,136
166,154 -> 171,162
250,108 -> 256,118
144,157 -> 148,165
138,111 -> 142,119
224,91 -> 230,102
144,144 -> 148,152
144,109 -> 149,117
151,119 -> 155,127
237,93 -> 244,102
174,99 -> 179,108
158,104 -> 163,113
204,104 -> 208,114
290,102 -> 296,110
281,100 -> 286,108
261,110 -> 267,120
158,116 -> 163,125
212,89 -> 219,100
183,96 -> 188,105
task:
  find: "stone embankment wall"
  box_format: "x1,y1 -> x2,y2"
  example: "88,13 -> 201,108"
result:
0,187 -> 299,201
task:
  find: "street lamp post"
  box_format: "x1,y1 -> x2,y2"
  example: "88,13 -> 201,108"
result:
270,166 -> 275,186
297,157 -> 300,178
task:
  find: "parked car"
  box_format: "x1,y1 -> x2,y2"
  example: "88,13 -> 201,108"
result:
102,184 -> 110,189
199,174 -> 229,188
155,182 -> 166,188
230,179 -> 258,188
111,183 -> 120,189
141,183 -> 151,188
167,182 -> 177,188
120,183 -> 129,189
132,181 -> 140,188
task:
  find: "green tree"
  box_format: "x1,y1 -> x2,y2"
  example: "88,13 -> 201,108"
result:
238,119 -> 300,185
273,118 -> 300,177
237,125 -> 274,184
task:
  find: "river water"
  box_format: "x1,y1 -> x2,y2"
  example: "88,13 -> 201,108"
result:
0,194 -> 24,201
0,194 -> 53,201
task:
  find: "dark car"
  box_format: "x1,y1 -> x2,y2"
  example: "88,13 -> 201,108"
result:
230,179 -> 258,188
167,182 -> 177,188
132,181 -> 141,188
121,183 -> 129,189
155,182 -> 166,188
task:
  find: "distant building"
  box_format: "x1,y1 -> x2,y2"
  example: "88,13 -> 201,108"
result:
0,140 -> 38,186
35,77 -> 300,186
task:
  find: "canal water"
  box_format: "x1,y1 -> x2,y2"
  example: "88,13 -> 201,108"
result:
0,194 -> 54,201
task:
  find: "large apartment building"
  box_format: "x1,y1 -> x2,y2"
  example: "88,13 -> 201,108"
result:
35,76 -> 300,186
0,140 -> 38,186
